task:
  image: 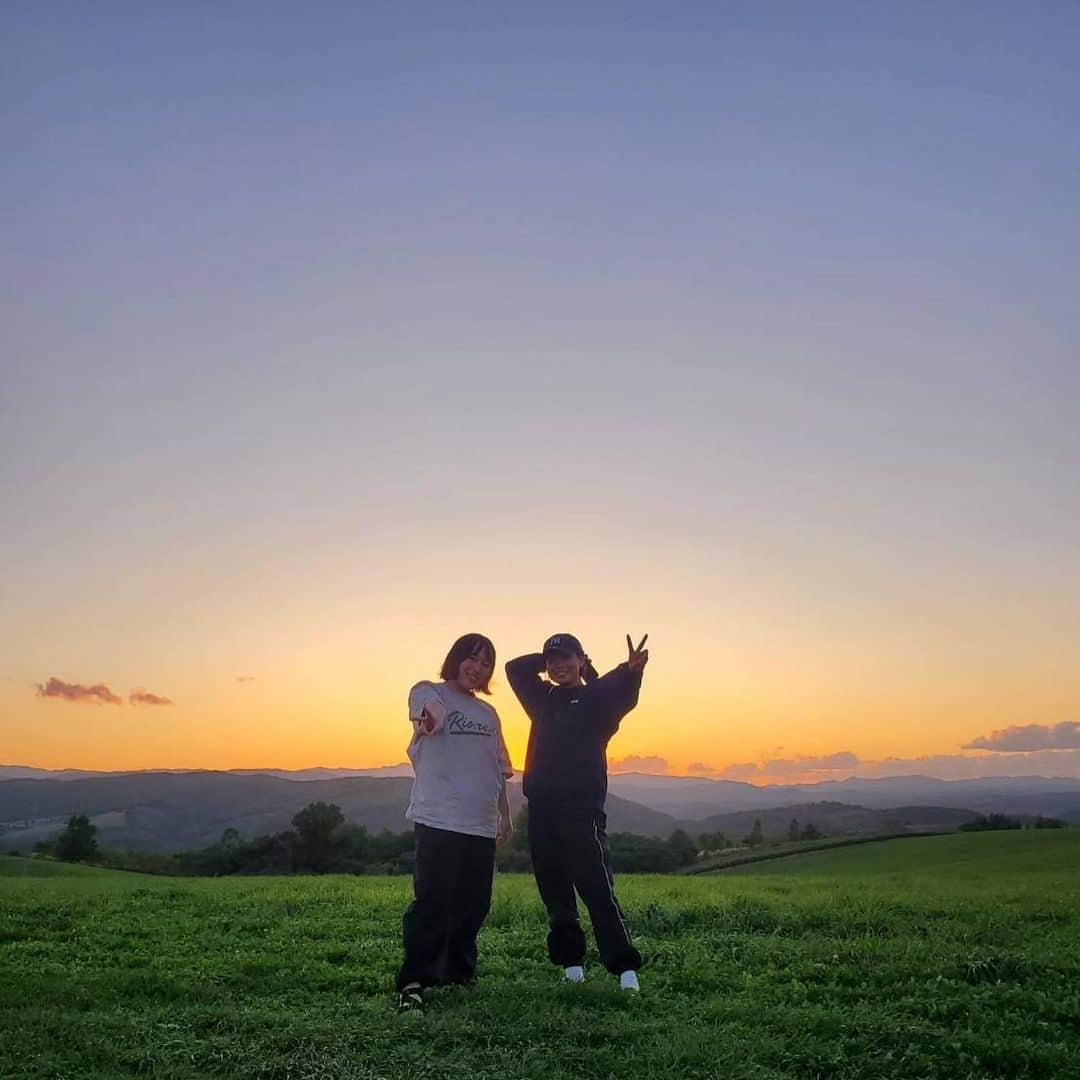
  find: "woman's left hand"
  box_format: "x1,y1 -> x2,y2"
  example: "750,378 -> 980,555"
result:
626,633 -> 649,673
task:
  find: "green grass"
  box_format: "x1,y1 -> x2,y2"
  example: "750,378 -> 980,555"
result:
680,831 -> 921,874
2,831 -> 1080,1079
722,828 -> 1079,879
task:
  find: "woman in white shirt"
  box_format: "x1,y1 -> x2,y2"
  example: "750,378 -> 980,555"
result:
396,633 -> 513,1012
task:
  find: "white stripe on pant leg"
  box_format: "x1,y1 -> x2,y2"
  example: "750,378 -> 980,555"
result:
593,819 -> 631,946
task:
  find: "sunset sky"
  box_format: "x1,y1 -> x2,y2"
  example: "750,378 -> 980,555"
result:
4,4 -> 1078,782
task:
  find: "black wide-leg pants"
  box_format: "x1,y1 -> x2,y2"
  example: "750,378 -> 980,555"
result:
527,802 -> 642,974
396,823 -> 496,991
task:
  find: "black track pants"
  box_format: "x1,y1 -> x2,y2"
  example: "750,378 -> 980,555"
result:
396,823 -> 496,990
527,803 -> 642,974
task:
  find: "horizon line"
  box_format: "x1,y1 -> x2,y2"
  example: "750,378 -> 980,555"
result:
4,763 -> 1080,787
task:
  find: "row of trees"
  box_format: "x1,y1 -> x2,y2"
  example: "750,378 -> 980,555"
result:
738,818 -> 822,847
959,813 -> 1066,832
34,804 -> 417,875
37,804 -> 1067,876
34,804 -> 840,876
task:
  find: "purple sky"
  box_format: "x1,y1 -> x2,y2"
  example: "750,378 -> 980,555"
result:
3,3 -> 1078,775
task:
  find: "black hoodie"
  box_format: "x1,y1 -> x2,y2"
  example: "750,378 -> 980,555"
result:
505,654 -> 643,811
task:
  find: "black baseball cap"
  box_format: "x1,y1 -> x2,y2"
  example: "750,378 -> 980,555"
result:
543,633 -> 585,658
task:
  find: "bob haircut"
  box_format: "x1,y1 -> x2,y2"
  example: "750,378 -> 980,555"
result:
440,633 -> 496,695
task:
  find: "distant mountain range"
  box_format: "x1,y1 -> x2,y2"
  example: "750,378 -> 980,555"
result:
0,771 -> 678,852
607,772 -> 1080,821
1,767 -> 1077,854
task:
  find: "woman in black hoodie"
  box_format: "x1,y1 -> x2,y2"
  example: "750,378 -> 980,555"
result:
505,632 -> 649,991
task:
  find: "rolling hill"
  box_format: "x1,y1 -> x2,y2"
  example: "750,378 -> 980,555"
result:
608,772 -> 1080,821
0,771 -> 683,852
4,767 -> 1077,854
10,765 -> 1080,821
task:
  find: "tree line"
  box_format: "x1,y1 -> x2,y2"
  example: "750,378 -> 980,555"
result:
28,804 -> 801,876
23,804 -> 1067,876
958,813 -> 1066,832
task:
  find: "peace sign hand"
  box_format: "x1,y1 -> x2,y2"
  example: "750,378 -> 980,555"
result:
626,633 -> 650,673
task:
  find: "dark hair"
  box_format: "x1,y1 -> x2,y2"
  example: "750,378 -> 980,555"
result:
440,633 -> 496,694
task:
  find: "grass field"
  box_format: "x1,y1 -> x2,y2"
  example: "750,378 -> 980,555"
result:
2,830 -> 1079,1079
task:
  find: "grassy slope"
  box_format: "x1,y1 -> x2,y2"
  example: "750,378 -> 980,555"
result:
2,832 -> 1079,1079
723,828 -> 1079,878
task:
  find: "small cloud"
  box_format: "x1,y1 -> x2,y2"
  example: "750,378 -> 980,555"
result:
687,761 -> 716,774
236,675 -> 256,683
860,749 -> 1080,780
36,677 -> 123,706
963,722 -> 1080,753
820,751 -> 860,769
129,687 -> 173,707
609,754 -> 669,774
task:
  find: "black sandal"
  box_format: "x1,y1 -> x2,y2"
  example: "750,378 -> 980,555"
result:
397,984 -> 424,1013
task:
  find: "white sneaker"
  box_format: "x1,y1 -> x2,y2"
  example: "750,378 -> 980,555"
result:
619,970 -> 640,992
563,965 -> 585,983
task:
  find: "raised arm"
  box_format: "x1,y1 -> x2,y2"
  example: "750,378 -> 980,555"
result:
589,663 -> 643,732
588,634 -> 649,734
504,653 -> 550,721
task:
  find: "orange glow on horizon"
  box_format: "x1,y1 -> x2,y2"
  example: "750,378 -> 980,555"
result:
5,524 -> 1078,780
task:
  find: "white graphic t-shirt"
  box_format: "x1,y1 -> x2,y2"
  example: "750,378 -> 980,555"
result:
405,681 -> 513,839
